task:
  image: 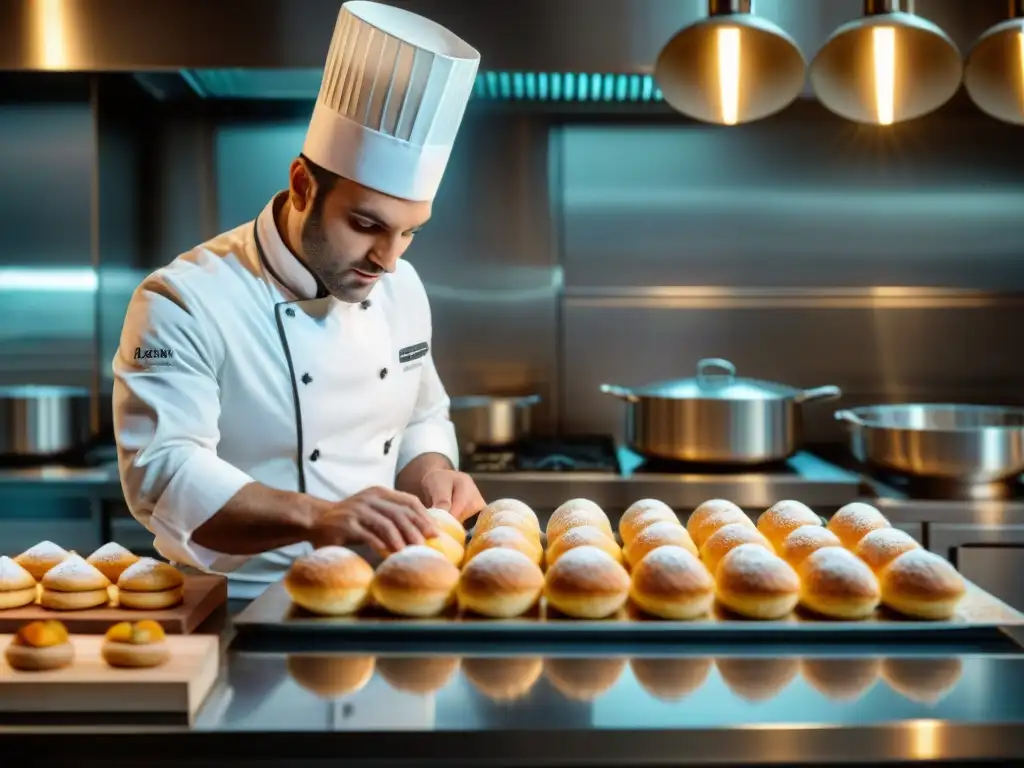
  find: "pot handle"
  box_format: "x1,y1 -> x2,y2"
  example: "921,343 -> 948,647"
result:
834,409 -> 863,425
794,385 -> 842,404
697,358 -> 736,387
600,384 -> 640,403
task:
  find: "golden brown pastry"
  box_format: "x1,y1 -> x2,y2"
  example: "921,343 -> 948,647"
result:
4,619 -> 74,671
715,544 -> 799,620
474,509 -> 542,541
630,657 -> 713,701
757,500 -> 821,550
101,620 -> 170,668
14,541 -> 70,581
798,547 -> 880,620
854,528 -> 921,574
544,545 -> 630,619
0,555 -> 37,610
700,523 -> 773,576
477,499 -> 540,530
546,499 -> 614,543
287,655 -> 376,697
86,542 -> 140,584
619,499 -> 678,547
686,499 -> 744,544
40,554 -> 111,610
424,531 -> 465,567
778,525 -> 842,570
116,557 -> 185,610
879,549 -> 966,620
371,546 -> 460,617
688,504 -> 755,550
881,657 -> 962,704
465,525 -> 544,566
377,656 -> 461,694
426,507 -> 468,548
544,657 -> 626,701
624,520 -> 699,567
800,657 -> 881,701
284,546 -> 374,616
717,657 -> 800,702
463,656 -> 543,701
827,502 -> 891,549
457,548 -> 544,618
547,525 -> 624,566
629,545 -> 714,620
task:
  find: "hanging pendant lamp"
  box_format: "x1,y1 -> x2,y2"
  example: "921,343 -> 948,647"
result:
809,0 -> 962,125
654,0 -> 806,126
964,0 -> 1024,125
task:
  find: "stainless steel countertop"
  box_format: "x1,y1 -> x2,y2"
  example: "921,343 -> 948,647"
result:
5,640 -> 1024,764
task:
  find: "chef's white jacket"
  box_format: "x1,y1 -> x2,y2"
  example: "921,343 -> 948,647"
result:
112,194 -> 459,598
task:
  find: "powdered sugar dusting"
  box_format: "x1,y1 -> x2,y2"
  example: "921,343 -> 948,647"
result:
387,545 -> 449,566
461,547 -> 542,582
553,498 -> 604,517
624,499 -> 672,519
43,553 -> 108,585
303,546 -> 363,567
557,525 -> 615,548
0,555 -> 34,586
705,522 -> 767,550
718,544 -> 799,592
829,503 -> 890,543
634,520 -> 689,547
883,549 -> 965,595
485,499 -> 537,520
549,545 -> 628,589
785,525 -> 839,550
19,541 -> 68,559
760,500 -> 819,529
857,528 -> 919,558
88,542 -> 134,563
801,547 -> 878,591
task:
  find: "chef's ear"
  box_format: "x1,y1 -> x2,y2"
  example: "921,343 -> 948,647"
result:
288,157 -> 315,213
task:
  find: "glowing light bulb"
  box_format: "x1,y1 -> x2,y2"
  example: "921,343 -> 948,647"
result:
873,26 -> 896,125
717,26 -> 741,125
34,0 -> 68,69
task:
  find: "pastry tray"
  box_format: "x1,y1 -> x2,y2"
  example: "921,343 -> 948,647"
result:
232,580 -> 1024,647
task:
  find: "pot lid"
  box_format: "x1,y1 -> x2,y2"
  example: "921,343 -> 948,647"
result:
629,358 -> 799,401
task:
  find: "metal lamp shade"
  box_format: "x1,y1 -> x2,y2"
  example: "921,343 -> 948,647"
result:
809,12 -> 963,125
964,18 -> 1024,125
654,14 -> 806,126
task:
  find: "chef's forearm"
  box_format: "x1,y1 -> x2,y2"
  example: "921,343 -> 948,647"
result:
190,482 -> 327,555
396,452 -> 454,501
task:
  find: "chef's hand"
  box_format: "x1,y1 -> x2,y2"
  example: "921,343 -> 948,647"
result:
309,486 -> 439,557
420,469 -> 486,523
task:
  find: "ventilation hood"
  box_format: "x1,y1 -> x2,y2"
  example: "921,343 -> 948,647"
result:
0,0 -> 1011,101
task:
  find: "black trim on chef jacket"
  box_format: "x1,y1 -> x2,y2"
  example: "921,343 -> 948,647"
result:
253,221 -> 330,494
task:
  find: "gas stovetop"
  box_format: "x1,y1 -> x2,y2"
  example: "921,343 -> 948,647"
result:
463,436 -> 621,474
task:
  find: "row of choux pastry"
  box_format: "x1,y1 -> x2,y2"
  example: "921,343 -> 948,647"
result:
284,652 -> 963,706
0,541 -> 185,611
3,619 -> 171,671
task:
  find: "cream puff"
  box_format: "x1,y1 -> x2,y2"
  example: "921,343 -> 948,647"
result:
547,525 -> 624,566
4,619 -> 74,671
797,547 -> 881,620
879,549 -> 966,620
715,544 -> 799,620
284,546 -> 374,616
14,541 -> 70,581
40,554 -> 111,610
618,499 -> 678,548
465,525 -> 544,566
757,500 -> 821,550
688,503 -> 755,550
827,502 -> 891,549
86,542 -> 140,584
424,532 -> 465,567
477,499 -> 540,529
854,528 -> 921,574
546,500 -> 614,543
426,507 -> 468,548
700,523 -> 772,576
116,557 -> 185,610
544,545 -> 630,619
624,520 -> 698,567
778,525 -> 842,570
473,509 -> 542,541
101,620 -> 170,668
371,546 -> 459,617
457,548 -> 544,618
0,555 -> 37,610
629,545 -> 714,620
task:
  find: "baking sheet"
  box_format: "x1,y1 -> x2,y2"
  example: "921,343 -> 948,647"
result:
232,579 -> 1024,643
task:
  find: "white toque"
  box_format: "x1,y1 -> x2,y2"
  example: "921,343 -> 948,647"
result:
301,1 -> 481,202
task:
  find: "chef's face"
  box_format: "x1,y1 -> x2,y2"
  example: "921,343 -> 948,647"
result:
290,158 -> 432,303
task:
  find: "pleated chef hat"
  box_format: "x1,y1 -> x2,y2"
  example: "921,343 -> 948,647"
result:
302,1 -> 480,202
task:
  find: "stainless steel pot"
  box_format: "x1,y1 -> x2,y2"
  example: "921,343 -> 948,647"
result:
836,404 -> 1024,483
601,358 -> 841,464
449,395 -> 541,452
0,385 -> 92,457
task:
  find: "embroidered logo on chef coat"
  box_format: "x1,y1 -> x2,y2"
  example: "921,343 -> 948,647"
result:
132,346 -> 175,367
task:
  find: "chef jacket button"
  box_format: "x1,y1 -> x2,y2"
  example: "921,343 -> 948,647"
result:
301,373 -> 312,385
379,368 -> 388,380
384,439 -> 392,455
309,448 -> 320,462
361,300 -> 371,310
285,307 -> 296,317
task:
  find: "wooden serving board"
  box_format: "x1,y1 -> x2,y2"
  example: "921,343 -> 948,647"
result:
0,575 -> 227,635
0,634 -> 219,717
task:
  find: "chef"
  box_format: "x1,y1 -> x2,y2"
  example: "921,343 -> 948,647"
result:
112,1 -> 485,598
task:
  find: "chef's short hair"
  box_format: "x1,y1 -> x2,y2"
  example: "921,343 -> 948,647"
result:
299,153 -> 339,197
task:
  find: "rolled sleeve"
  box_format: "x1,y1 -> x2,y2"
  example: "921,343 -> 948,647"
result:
396,354 -> 459,473
113,274 -> 254,573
